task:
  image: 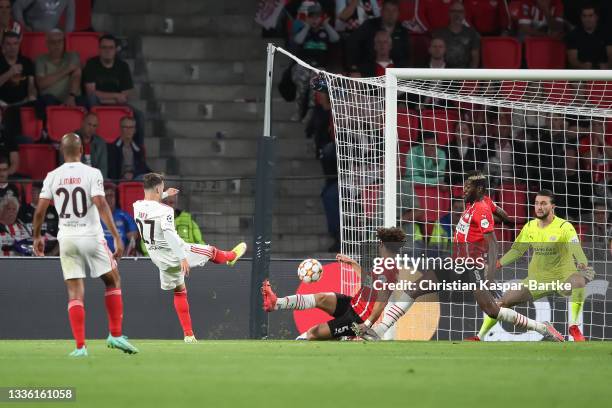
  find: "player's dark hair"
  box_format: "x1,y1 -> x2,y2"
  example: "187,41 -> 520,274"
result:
536,189 -> 555,204
2,31 -> 19,44
143,173 -> 164,191
466,170 -> 487,196
376,227 -> 406,254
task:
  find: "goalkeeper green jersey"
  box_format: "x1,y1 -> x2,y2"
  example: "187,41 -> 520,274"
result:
499,216 -> 588,282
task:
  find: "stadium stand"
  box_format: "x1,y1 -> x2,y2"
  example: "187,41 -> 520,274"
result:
91,106 -> 133,143
46,106 -> 86,142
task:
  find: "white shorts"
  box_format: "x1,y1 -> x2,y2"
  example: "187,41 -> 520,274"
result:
59,236 -> 117,280
159,243 -> 213,290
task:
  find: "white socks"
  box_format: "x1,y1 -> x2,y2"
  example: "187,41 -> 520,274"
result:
275,294 -> 316,311
496,307 -> 546,334
374,292 -> 415,337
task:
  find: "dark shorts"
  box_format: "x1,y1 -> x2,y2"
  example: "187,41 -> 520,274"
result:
327,293 -> 363,339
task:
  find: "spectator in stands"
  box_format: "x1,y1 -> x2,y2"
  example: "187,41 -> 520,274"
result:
0,194 -> 31,256
589,200 -> 610,249
553,144 -> 593,221
509,0 -> 564,39
356,30 -> 394,76
101,183 -> 138,256
13,0 -> 75,33
0,0 -> 22,41
17,181 -> 58,255
35,30 -> 81,119
292,3 -> 339,120
464,0 -> 511,35
335,0 -> 381,33
405,131 -> 447,185
488,110 -> 529,185
83,34 -> 144,144
282,1 -> 336,40
0,31 -> 36,141
566,4 -> 611,70
68,112 -> 108,177
347,0 -> 409,72
527,114 -> 568,190
425,37 -> 446,68
446,122 -> 487,185
433,1 -> 480,68
0,156 -> 19,199
418,0 -> 453,32
0,111 -> 18,177
108,116 -> 151,180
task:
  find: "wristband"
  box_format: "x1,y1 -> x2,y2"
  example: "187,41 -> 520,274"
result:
364,319 -> 372,328
162,191 -> 168,199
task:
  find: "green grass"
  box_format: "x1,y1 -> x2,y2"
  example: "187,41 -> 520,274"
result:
1,340 -> 611,408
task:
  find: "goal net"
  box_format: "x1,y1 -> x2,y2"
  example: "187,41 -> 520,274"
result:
274,47 -> 612,341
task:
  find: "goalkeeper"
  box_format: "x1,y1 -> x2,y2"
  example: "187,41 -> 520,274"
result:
471,189 -> 594,342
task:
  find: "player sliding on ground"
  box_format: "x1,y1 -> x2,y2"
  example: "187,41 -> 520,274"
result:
261,227 -> 405,340
357,172 -> 564,341
134,173 -> 246,343
33,133 -> 139,357
469,189 -> 594,341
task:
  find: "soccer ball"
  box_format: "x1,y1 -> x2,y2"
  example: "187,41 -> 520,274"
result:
297,259 -> 323,283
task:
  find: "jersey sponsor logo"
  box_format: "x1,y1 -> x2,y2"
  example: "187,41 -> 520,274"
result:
480,218 -> 490,229
549,235 -> 557,241
456,218 -> 470,234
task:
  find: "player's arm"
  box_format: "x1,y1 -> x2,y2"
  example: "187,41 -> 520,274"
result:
335,253 -> 362,276
498,224 -> 530,268
494,206 -> 515,226
563,223 -> 593,280
93,196 -> 123,259
32,198 -> 51,256
160,211 -> 190,275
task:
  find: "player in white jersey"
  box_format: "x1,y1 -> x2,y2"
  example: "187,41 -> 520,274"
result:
134,173 -> 247,343
32,133 -> 139,357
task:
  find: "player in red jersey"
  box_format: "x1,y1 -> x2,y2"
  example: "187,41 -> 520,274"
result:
360,171 -> 564,341
261,227 -> 404,340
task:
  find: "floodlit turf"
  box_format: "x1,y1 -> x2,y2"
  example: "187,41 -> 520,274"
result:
0,340 -> 611,408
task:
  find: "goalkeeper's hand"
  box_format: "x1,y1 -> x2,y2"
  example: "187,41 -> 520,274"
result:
577,263 -> 595,281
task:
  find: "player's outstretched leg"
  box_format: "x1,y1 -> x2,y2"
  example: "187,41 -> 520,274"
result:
369,291 -> 415,340
470,287 -> 533,341
100,269 -> 139,354
173,285 -> 196,343
208,242 -> 247,266
66,278 -> 87,356
261,279 -> 317,312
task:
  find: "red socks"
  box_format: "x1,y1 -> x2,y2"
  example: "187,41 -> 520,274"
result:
67,299 -> 85,349
210,247 -> 236,264
174,289 -> 193,336
104,288 -> 123,337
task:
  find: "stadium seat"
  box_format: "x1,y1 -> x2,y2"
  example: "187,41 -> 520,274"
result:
413,184 -> 451,222
481,37 -> 521,69
17,145 -> 57,180
499,80 -> 528,101
58,0 -> 92,31
19,107 -> 43,141
584,81 -> 612,109
66,32 -> 100,66
408,33 -> 430,69
525,37 -> 566,69
91,106 -> 133,143
542,81 -> 577,105
498,183 -> 528,222
118,182 -> 144,217
420,109 -> 460,145
20,32 -> 47,61
46,106 -> 86,142
397,108 -> 419,154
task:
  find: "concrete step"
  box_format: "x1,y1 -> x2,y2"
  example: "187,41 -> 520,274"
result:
172,137 -> 316,159
165,120 -> 305,139
201,233 -> 334,255
140,37 -> 267,61
142,60 -> 269,85
178,157 -> 323,177
94,14 -> 259,37
143,137 -> 161,158
175,177 -> 327,198
193,213 -> 328,235
96,0 -> 257,16
188,194 -> 324,215
146,157 -> 169,174
149,84 -> 264,102
156,100 -> 293,121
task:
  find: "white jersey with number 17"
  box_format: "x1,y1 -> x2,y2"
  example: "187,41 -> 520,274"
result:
39,162 -> 105,239
133,199 -> 182,271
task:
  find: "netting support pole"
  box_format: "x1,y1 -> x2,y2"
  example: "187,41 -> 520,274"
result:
250,43 -> 277,339
384,72 -> 398,228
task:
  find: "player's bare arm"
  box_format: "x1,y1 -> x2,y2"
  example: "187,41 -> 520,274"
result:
32,198 -> 52,257
494,206 -> 515,226
336,253 -> 362,275
93,196 -> 124,259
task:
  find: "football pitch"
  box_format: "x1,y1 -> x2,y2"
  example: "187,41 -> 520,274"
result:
1,340 -> 611,408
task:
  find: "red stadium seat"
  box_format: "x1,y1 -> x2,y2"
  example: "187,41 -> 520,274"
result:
499,80 -> 528,101
524,37 -> 566,69
414,184 -> 451,222
20,32 -> 47,61
574,224 -> 587,242
498,183 -> 528,222
408,33 -> 430,69
66,32 -> 100,66
481,37 -> 521,69
542,81 -> 577,105
91,106 -> 133,143
118,182 -> 144,217
420,109 -> 460,145
397,108 -> 419,154
20,107 -> 43,141
17,145 -> 57,180
46,106 -> 86,142
584,81 -> 612,109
